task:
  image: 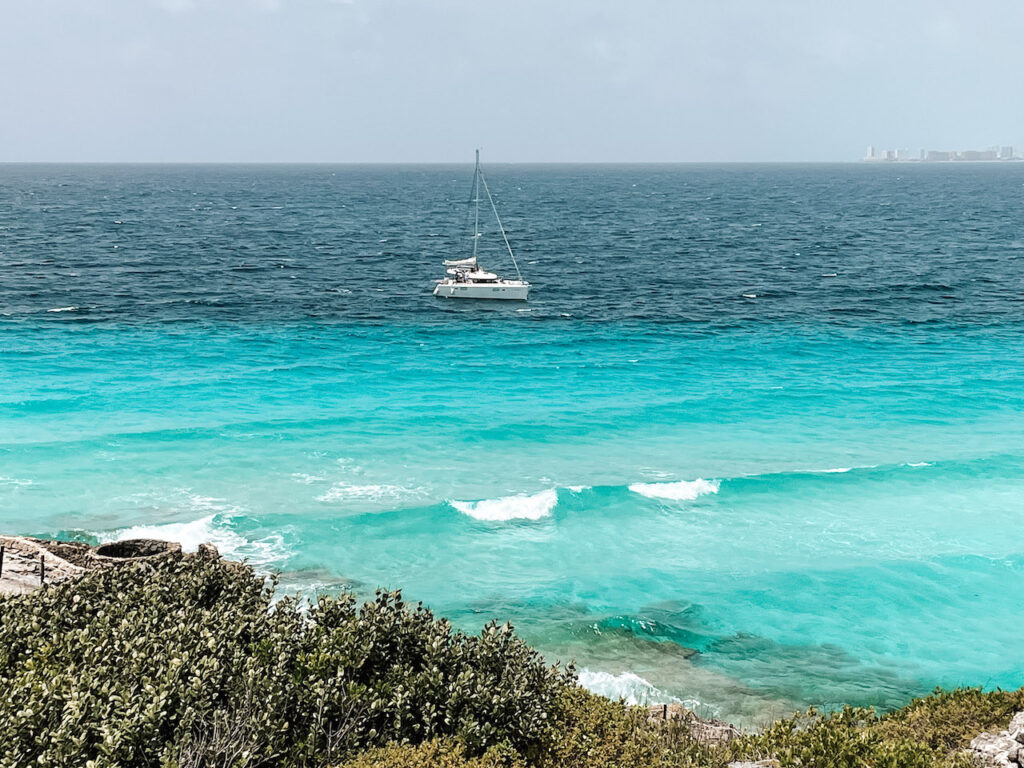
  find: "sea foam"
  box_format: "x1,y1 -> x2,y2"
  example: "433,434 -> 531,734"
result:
578,670 -> 665,705
578,670 -> 707,712
628,478 -> 719,501
450,488 -> 558,521
315,481 -> 419,503
106,514 -> 285,564
0,475 -> 33,487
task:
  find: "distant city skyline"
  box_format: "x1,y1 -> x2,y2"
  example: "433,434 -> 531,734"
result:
2,0 -> 1024,162
864,145 -> 1019,163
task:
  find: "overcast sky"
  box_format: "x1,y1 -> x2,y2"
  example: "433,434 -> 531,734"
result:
2,0 -> 1022,162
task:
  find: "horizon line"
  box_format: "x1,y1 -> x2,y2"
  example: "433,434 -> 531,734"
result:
0,159 -> 870,166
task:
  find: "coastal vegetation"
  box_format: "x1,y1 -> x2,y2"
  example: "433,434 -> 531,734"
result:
0,554 -> 1018,767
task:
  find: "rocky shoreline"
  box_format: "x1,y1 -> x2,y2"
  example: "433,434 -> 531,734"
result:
971,713 -> 1024,767
2,533 -> 1022,768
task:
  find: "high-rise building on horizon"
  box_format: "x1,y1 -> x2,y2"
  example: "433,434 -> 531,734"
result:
864,145 -> 1020,162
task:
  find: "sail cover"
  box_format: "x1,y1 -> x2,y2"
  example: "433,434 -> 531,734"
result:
443,256 -> 477,267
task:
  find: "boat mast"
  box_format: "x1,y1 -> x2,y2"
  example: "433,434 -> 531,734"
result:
479,166 -> 524,282
471,149 -> 480,262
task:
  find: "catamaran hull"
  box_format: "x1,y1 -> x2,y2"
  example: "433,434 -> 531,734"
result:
433,282 -> 530,300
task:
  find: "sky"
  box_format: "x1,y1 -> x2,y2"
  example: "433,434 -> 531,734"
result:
1,0 -> 1023,162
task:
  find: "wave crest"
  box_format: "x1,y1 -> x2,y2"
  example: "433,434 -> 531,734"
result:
450,489 -> 558,522
628,478 -> 719,501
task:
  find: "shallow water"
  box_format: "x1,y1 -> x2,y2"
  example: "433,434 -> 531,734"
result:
2,163 -> 1023,723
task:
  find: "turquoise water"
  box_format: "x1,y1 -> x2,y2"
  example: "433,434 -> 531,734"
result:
2,164 -> 1023,723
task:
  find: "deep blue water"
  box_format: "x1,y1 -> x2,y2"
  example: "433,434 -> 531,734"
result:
2,163 -> 1023,723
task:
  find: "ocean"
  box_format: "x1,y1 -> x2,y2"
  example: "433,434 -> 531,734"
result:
2,162 -> 1022,724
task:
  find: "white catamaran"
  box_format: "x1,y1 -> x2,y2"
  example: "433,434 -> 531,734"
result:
433,150 -> 530,300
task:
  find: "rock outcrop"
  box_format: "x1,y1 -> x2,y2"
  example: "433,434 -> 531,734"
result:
969,712 -> 1024,767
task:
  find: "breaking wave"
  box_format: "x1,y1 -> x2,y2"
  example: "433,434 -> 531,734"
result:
103,510 -> 286,565
108,514 -> 241,552
450,489 -> 558,522
578,669 -> 665,705
578,669 -> 706,711
628,478 -> 720,501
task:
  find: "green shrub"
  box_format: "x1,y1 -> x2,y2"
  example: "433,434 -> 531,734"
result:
728,689 -> 1024,768
338,688 -> 729,768
729,704 -> 979,768
339,738 -> 523,768
0,556 -> 572,768
873,687 -> 1024,751
536,686 -> 731,768
536,687 -> 666,768
2,553 -> 1021,768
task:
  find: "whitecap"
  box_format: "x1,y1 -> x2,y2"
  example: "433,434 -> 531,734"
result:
797,465 -> 876,474
906,461 -> 932,468
821,273 -> 838,278
628,478 -> 719,501
742,293 -> 757,298
47,306 -> 78,313
567,485 -> 590,493
291,473 -> 326,485
450,488 -> 558,522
